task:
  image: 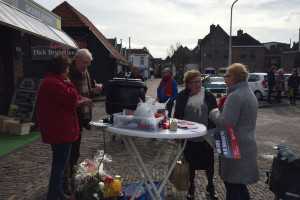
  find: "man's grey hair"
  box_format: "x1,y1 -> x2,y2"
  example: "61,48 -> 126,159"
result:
75,49 -> 93,61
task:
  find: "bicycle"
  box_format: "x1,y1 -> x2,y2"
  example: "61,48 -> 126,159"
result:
266,144 -> 300,200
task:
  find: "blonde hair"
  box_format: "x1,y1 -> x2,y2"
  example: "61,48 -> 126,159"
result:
278,68 -> 284,74
183,70 -> 201,88
226,63 -> 249,83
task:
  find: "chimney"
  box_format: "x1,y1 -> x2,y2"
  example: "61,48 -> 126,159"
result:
237,29 -> 243,37
210,24 -> 216,32
298,28 -> 300,52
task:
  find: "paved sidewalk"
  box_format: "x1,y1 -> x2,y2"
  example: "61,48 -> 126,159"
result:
0,78 -> 299,200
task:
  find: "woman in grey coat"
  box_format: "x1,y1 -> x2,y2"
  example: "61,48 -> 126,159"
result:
209,63 -> 259,200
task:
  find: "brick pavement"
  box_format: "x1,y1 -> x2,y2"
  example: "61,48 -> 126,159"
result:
0,78 -> 299,200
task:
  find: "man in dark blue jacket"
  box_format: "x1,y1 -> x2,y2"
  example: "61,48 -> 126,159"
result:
156,68 -> 178,118
267,66 -> 276,103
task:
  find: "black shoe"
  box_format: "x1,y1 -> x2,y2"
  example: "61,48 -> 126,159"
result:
206,185 -> 219,200
60,193 -> 71,200
187,185 -> 195,200
63,183 -> 72,196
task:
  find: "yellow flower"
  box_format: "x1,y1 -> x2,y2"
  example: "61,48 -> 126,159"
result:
10,104 -> 18,109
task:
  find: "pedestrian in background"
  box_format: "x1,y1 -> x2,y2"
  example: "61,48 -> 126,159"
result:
129,65 -> 145,82
174,70 -> 218,200
209,63 -> 259,200
129,65 -> 148,93
63,49 -> 102,194
267,66 -> 276,103
156,68 -> 178,118
37,54 -> 79,200
288,68 -> 300,105
275,68 -> 285,102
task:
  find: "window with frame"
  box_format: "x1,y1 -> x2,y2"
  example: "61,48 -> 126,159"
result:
205,51 -> 212,59
223,50 -> 228,59
211,37 -> 216,45
214,50 -> 221,59
248,74 -> 259,82
240,50 -> 247,59
220,37 -> 224,45
249,50 -> 256,59
140,56 -> 144,65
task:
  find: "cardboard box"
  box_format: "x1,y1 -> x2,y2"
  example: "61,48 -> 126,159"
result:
113,112 -> 163,132
0,115 -> 20,133
8,122 -> 34,135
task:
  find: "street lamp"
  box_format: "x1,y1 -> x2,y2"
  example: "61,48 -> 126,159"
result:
228,0 -> 238,66
130,53 -> 134,67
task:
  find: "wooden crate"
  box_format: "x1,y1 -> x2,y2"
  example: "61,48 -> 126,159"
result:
0,115 -> 20,133
8,122 -> 34,135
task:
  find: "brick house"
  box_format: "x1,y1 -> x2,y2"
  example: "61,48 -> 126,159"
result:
199,24 -> 265,75
232,29 -> 266,72
130,47 -> 154,79
263,42 -> 290,70
281,42 -> 300,72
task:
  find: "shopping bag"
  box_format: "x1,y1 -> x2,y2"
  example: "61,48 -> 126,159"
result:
269,157 -> 300,199
208,125 -> 241,159
289,88 -> 294,96
168,152 -> 190,191
123,181 -> 164,200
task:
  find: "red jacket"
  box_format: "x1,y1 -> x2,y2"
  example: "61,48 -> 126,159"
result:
37,71 -> 79,144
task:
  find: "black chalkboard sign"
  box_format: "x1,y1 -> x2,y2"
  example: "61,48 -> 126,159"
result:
9,78 -> 42,122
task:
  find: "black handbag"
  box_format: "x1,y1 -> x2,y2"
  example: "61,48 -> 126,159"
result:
268,156 -> 300,200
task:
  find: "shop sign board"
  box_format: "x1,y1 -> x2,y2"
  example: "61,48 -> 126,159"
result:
31,46 -> 76,60
9,78 -> 42,121
2,0 -> 60,29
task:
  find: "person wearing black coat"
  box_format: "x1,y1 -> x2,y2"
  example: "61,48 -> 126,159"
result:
174,70 -> 218,200
288,68 -> 300,105
267,66 -> 276,103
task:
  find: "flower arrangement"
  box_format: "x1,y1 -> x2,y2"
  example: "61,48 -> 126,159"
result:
9,104 -> 18,118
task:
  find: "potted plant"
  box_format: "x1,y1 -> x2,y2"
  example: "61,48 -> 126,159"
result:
0,104 -> 20,133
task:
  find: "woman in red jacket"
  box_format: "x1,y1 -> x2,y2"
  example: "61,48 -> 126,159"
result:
37,54 -> 79,200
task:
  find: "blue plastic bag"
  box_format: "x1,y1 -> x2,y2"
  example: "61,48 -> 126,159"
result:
124,181 -> 164,200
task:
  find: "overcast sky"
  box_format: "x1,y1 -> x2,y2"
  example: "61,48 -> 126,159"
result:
34,0 -> 300,59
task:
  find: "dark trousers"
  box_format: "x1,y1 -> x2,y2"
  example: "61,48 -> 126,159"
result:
290,87 -> 299,103
63,131 -> 82,183
224,181 -> 250,200
159,99 -> 174,118
166,101 -> 174,118
268,85 -> 274,102
189,165 -> 214,188
47,143 -> 72,200
276,90 -> 282,100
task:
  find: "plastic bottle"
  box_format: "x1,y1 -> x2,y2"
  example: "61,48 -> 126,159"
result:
113,175 -> 121,196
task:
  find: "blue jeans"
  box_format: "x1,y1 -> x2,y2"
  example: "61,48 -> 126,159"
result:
224,181 -> 250,200
47,143 -> 72,200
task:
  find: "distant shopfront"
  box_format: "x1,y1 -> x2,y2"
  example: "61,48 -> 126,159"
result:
0,0 -> 78,115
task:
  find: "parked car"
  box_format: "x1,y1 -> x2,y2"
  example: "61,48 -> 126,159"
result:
248,73 -> 282,100
201,74 -> 209,80
202,76 -> 226,93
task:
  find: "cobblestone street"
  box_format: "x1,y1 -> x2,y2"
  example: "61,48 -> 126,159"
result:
0,78 -> 299,200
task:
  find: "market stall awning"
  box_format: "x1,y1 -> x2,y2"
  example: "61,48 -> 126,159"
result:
0,1 -> 78,49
